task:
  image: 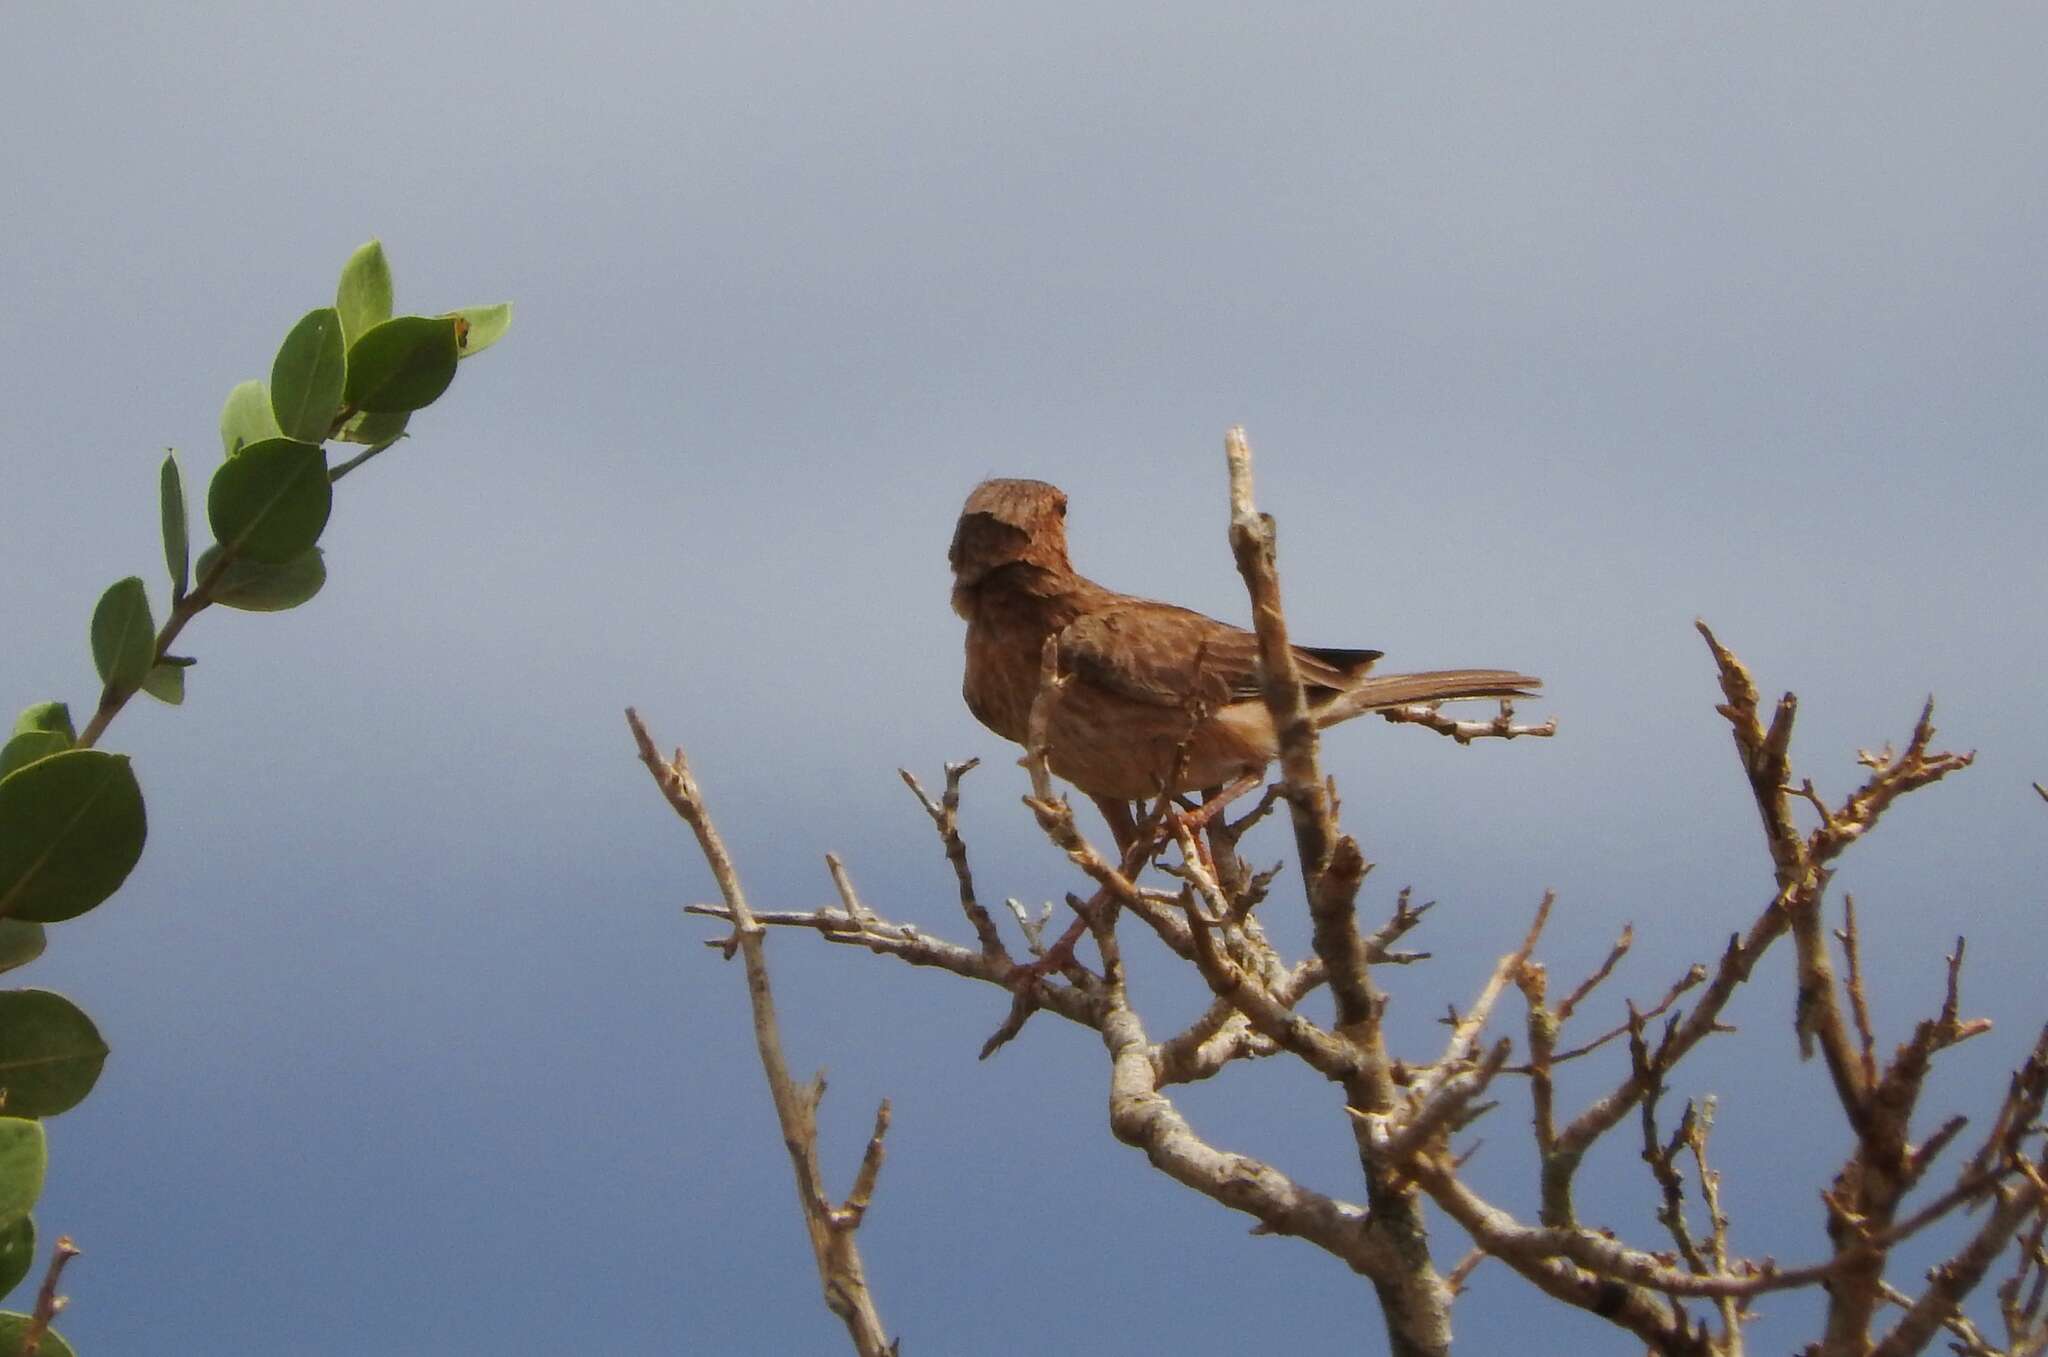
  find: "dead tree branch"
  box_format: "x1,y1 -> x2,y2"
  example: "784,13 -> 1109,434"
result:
646,427 -> 2043,1357
17,1236 -> 78,1357
627,709 -> 897,1357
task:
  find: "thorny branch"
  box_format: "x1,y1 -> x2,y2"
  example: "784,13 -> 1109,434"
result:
638,428 -> 2045,1357
626,709 -> 897,1357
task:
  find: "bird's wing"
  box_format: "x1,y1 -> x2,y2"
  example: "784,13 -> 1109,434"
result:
1057,600 -> 1374,707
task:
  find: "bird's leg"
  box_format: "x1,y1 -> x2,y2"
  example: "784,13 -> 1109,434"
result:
1177,773 -> 1264,834
1089,795 -> 1141,856
1162,773 -> 1265,884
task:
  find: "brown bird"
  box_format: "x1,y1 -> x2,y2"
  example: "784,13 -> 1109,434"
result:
950,478 -> 1539,834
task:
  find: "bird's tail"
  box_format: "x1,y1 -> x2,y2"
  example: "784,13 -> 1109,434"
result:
1315,669 -> 1541,728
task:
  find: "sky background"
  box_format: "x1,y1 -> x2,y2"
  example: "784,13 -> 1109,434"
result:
3,6 -> 2045,1354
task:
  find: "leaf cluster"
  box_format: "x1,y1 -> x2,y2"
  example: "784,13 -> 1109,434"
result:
0,241 -> 508,1347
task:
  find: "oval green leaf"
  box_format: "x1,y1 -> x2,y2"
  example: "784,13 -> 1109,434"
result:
0,736 -> 66,783
343,316 -> 459,414
337,239 -> 395,349
0,1215 -> 31,1299
161,451 -> 189,598
270,307 -> 347,443
334,408 -> 409,447
193,544 -> 326,613
90,577 -> 156,692
206,437 -> 331,565
0,1313 -> 72,1357
0,924 -> 44,977
0,1120 -> 43,1230
11,707 -> 72,743
0,991 -> 108,1119
0,750 -> 147,924
220,378 -> 283,457
449,302 -> 513,359
140,663 -> 185,706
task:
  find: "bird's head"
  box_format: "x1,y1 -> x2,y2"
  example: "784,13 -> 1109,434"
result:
949,479 -> 1072,609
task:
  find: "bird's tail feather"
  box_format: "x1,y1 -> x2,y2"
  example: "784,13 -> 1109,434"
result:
1314,669 -> 1541,728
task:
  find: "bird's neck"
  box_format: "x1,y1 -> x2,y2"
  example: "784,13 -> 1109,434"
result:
958,563 -> 1112,742
963,562 -> 1102,630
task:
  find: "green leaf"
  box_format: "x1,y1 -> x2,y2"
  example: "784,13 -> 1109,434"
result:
161,451 -> 189,598
0,1313 -> 72,1357
449,302 -> 513,359
343,316 -> 459,414
193,545 -> 326,612
140,663 -> 185,706
0,992 -> 108,1119
336,239 -> 395,349
0,750 -> 147,924
9,708 -> 71,744
206,438 -> 332,564
0,737 -> 65,783
90,577 -> 156,693
0,1216 -> 32,1299
0,1120 -> 44,1229
220,378 -> 283,457
0,925 -> 44,977
270,307 -> 347,444
333,409 -> 409,447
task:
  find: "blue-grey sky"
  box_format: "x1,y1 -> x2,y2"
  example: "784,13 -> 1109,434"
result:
3,6 -> 2045,1353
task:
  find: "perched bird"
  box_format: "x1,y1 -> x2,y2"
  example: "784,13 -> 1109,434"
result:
950,478 -> 1539,822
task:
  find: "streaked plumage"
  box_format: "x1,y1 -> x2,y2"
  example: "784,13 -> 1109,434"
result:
950,478 -> 1538,802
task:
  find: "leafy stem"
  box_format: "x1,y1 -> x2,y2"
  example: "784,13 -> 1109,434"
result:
73,551 -> 231,752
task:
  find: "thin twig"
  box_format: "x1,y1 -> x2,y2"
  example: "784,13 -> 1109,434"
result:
628,709 -> 895,1357
1375,700 -> 1557,743
1836,895 -> 1879,1090
900,761 -> 1006,956
1556,924 -> 1633,1024
18,1236 -> 78,1357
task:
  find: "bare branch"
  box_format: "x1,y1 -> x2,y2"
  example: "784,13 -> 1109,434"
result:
1172,819 -> 1363,1080
1226,427 -> 1378,1039
1685,1101 -> 1744,1342
1444,1248 -> 1488,1297
648,445 -> 2037,1357
628,709 -> 895,1356
682,901 -> 1103,1035
835,1100 -> 893,1231
1441,893 -> 1553,1070
1408,1158 -> 1710,1354
1871,1179 -> 2048,1357
17,1235 -> 78,1357
825,853 -> 873,923
1534,963 -> 1706,1070
1836,895 -> 1879,1090
1375,700 -> 1558,744
1224,427 -> 1448,1355
1004,897 -> 1051,954
1996,1204 -> 2048,1354
1096,978 -> 1407,1290
1365,1038 -> 1512,1167
1556,923 -> 1634,1025
900,760 -> 1006,956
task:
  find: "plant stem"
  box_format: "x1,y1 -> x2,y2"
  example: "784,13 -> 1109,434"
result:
73,554 -> 229,751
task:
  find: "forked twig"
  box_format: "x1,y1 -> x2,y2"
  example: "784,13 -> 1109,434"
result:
627,708 -> 896,1357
